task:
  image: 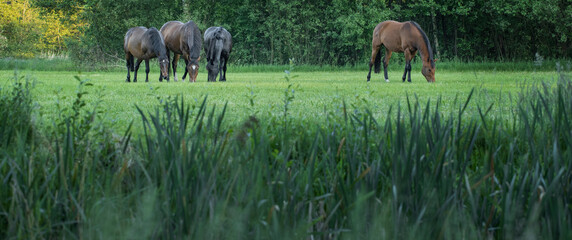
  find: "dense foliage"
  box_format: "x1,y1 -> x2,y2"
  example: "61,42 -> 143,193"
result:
0,0 -> 84,57
1,0 -> 570,63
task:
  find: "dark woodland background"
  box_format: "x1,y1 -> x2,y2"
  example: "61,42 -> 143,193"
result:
2,0 -> 571,65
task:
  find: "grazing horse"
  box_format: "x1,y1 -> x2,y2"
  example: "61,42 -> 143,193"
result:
160,21 -> 203,82
124,27 -> 169,82
367,20 -> 436,83
203,27 -> 232,82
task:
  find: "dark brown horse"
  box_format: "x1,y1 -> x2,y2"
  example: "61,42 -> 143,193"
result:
124,27 -> 169,82
367,20 -> 436,83
160,21 -> 202,82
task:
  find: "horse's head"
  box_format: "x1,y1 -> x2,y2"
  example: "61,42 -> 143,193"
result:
206,60 -> 219,82
421,60 -> 436,82
187,57 -> 200,82
159,57 -> 169,80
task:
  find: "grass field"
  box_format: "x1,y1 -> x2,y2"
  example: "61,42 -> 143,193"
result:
1,59 -> 571,239
0,63 -> 561,134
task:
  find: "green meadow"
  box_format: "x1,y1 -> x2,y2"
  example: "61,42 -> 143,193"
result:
1,60 -> 571,239
0,62 -> 560,133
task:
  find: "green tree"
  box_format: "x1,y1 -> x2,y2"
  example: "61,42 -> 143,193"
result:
4,0 -> 570,63
75,0 -> 183,62
0,0 -> 86,57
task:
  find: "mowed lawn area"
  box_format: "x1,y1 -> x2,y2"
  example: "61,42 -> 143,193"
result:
0,66 -> 560,133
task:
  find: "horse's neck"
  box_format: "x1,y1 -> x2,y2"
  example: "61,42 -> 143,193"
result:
414,40 -> 431,65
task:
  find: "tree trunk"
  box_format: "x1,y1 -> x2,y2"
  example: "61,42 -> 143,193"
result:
431,7 -> 440,59
454,23 -> 458,59
182,0 -> 191,20
270,32 -> 274,64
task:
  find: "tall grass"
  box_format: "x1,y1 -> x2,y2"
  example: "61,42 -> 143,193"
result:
0,67 -> 570,239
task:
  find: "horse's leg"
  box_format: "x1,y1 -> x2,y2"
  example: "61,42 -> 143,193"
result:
182,58 -> 189,82
407,51 -> 418,83
144,59 -> 150,82
402,51 -> 412,82
172,54 -> 180,82
402,62 -> 411,82
165,51 -> 170,82
220,56 -> 227,82
383,50 -> 392,82
223,56 -> 228,81
366,45 -> 380,82
134,59 -> 143,82
218,63 -> 223,82
126,53 -> 132,82
407,62 -> 412,82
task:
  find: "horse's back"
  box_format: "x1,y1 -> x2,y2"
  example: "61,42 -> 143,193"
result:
204,27 -> 232,48
160,22 -> 181,46
375,20 -> 422,52
125,27 -> 165,59
125,27 -> 148,55
374,21 -> 404,51
160,21 -> 184,38
399,21 -> 424,47
160,21 -> 184,32
161,21 -> 202,55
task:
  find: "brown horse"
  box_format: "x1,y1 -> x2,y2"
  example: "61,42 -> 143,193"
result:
367,20 -> 436,83
160,21 -> 202,82
124,27 -> 169,82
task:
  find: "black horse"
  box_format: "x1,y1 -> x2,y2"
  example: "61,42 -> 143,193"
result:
124,27 -> 169,82
203,27 -> 232,82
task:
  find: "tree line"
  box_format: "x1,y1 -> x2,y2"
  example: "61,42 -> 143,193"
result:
1,0 -> 571,65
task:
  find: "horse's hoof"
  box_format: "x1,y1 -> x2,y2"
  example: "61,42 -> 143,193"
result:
385,79 -> 390,82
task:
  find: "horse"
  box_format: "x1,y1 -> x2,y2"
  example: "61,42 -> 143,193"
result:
203,27 -> 232,82
367,20 -> 436,83
160,21 -> 203,82
124,27 -> 169,82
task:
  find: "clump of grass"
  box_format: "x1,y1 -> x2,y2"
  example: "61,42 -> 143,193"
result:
0,72 -> 36,150
0,74 -> 130,239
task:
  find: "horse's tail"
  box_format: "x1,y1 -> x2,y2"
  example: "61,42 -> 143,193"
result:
124,28 -> 134,71
128,54 -> 134,71
374,48 -> 382,74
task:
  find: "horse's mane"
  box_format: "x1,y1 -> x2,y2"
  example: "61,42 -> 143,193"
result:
208,27 -> 223,62
147,27 -> 167,57
409,21 -> 434,68
185,21 -> 202,64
